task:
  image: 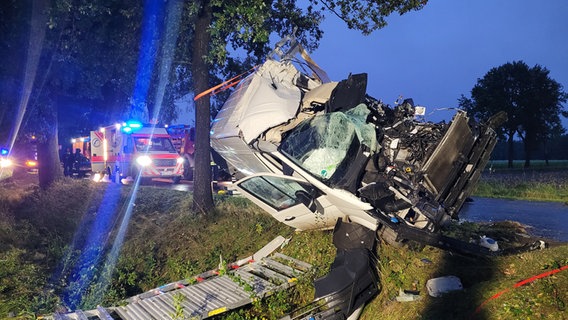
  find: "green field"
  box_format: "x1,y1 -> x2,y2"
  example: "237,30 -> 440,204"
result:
476,164 -> 568,203
486,159 -> 568,170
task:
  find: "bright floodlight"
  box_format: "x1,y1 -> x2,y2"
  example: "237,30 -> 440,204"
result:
136,155 -> 152,166
1,158 -> 13,168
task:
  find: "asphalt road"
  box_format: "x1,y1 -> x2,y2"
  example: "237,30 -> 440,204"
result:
5,170 -> 197,192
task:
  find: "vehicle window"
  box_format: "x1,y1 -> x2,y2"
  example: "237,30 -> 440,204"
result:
134,137 -> 176,152
239,176 -> 313,211
280,113 -> 356,180
261,153 -> 295,176
280,104 -> 375,182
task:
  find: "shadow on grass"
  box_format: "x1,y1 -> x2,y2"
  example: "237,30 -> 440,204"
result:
420,251 -> 496,320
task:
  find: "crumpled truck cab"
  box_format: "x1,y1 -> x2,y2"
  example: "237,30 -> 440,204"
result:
210,38 -> 501,249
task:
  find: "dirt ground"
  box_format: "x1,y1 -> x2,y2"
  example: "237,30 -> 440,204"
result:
0,168 -> 38,188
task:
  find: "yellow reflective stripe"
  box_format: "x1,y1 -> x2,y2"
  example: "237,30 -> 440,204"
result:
208,307 -> 227,316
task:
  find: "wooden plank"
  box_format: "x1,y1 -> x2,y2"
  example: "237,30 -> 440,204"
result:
272,252 -> 312,271
233,268 -> 276,297
240,263 -> 292,284
96,306 -> 115,320
252,236 -> 286,260
261,256 -> 304,278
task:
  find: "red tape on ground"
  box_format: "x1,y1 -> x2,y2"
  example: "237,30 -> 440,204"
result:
472,264 -> 568,317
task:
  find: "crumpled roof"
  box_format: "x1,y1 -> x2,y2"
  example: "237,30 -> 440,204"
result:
211,60 -> 304,144
238,69 -> 301,143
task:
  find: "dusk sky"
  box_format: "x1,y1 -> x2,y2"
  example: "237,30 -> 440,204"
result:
310,0 -> 568,126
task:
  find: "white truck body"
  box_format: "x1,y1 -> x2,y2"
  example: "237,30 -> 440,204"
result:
210,38 -> 500,245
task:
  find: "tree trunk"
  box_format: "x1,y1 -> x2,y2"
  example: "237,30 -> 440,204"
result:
543,139 -> 549,166
507,133 -> 514,168
191,2 -> 214,214
523,138 -> 533,168
38,113 -> 63,189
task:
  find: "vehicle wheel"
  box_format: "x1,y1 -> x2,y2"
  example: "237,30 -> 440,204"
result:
184,167 -> 193,181
183,161 -> 194,181
172,176 -> 181,184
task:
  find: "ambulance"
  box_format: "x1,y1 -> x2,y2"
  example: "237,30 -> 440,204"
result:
89,121 -> 184,183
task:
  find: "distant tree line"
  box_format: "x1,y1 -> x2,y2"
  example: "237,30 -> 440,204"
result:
459,61 -> 567,168
492,134 -> 568,161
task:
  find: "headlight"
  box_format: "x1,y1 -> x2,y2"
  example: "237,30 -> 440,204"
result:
0,158 -> 13,168
136,155 -> 152,166
25,160 -> 37,168
176,157 -> 185,164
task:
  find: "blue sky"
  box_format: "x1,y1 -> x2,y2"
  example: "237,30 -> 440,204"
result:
310,0 -> 568,126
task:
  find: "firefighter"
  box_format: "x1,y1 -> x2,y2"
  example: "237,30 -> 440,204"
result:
72,148 -> 82,175
63,148 -> 73,176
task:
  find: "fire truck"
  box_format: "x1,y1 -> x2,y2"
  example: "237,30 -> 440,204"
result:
166,124 -> 232,182
166,124 -> 195,180
89,121 -> 184,183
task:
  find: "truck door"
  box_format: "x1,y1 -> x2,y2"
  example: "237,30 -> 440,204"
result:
235,173 -> 340,231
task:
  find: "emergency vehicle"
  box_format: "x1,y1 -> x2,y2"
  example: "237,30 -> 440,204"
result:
89,121 -> 184,183
166,124 -> 232,182
66,136 -> 92,177
165,124 -> 194,180
2,136 -> 38,174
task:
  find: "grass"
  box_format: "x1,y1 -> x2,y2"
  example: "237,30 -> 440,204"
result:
362,240 -> 568,320
487,160 -> 568,170
475,167 -> 568,203
0,173 -> 566,319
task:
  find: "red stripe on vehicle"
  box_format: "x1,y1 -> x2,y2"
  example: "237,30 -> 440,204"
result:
132,134 -> 170,138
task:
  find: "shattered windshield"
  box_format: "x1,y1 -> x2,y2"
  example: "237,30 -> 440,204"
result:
279,104 -> 376,181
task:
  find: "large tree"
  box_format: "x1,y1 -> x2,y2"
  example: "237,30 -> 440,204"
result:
459,61 -> 567,168
1,0 -> 427,196
184,0 -> 428,213
0,0 -> 29,146
1,1 -> 166,188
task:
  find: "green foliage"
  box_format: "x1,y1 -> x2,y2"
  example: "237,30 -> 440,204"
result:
309,0 -> 427,35
459,61 -> 567,167
171,293 -> 186,320
0,248 -> 60,316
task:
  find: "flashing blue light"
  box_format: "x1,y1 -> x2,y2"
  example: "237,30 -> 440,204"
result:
127,120 -> 142,128
0,147 -> 8,155
121,120 -> 143,133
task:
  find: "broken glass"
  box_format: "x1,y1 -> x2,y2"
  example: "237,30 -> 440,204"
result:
280,104 -> 376,180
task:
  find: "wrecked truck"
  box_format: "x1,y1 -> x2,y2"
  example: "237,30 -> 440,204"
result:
211,38 -> 501,253
209,38 -> 503,319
